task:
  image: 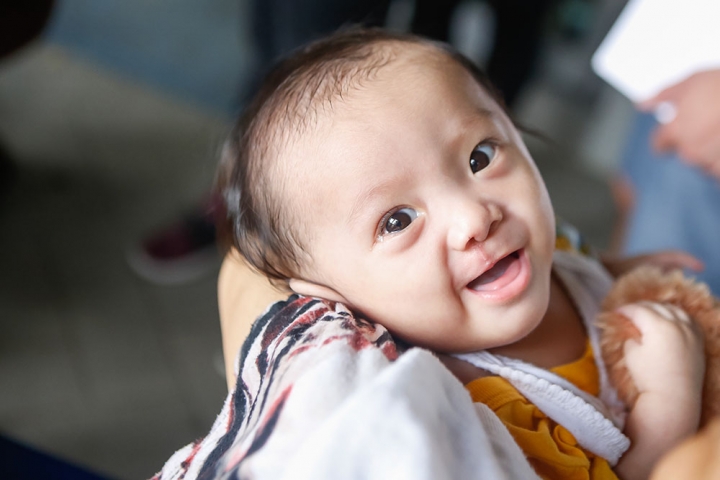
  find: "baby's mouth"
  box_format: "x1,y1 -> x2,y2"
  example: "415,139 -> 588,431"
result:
467,250 -> 521,292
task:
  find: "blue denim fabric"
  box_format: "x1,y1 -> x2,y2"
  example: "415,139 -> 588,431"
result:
622,113 -> 720,293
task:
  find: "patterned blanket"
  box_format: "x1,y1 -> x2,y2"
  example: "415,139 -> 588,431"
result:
152,295 -> 537,480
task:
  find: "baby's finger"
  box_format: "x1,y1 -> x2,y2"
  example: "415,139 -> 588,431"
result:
661,304 -> 691,324
640,302 -> 691,324
616,303 -> 666,334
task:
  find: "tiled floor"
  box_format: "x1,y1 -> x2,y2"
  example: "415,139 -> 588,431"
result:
0,45 -> 230,479
0,6 -> 630,480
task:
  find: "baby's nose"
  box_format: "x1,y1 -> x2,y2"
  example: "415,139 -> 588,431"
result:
447,200 -> 502,251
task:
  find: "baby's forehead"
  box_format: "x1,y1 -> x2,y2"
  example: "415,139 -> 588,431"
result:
308,43 -> 460,119
293,46 -> 469,132
267,43 -> 460,166
338,44 -> 459,101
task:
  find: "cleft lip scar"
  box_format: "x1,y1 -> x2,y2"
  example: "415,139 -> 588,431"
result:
466,250 -> 520,288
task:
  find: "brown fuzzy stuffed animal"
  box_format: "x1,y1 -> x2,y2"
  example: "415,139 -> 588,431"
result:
597,266 -> 720,427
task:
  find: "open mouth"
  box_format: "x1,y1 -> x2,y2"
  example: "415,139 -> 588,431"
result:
467,250 -> 522,292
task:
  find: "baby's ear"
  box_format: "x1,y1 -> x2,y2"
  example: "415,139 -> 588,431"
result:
288,278 -> 349,304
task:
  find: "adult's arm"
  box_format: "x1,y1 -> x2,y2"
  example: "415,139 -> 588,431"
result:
217,252 -> 288,390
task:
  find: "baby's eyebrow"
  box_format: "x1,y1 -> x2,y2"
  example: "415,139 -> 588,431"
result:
347,180 -> 398,226
451,106 -> 497,140
468,106 -> 496,125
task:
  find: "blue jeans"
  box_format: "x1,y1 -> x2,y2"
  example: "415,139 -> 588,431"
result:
622,113 -> 720,293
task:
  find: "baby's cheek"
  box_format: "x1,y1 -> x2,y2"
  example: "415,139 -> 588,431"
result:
536,222 -> 556,260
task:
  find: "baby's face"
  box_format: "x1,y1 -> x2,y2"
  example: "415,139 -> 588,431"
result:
284,47 -> 556,353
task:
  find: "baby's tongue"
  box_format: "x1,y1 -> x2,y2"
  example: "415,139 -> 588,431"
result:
468,253 -> 516,291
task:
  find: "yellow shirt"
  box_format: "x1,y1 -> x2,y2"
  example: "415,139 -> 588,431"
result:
465,343 -> 619,480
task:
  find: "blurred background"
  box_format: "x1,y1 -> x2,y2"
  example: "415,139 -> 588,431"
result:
0,0 -> 635,478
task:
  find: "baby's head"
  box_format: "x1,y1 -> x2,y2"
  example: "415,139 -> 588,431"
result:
219,29 -> 556,353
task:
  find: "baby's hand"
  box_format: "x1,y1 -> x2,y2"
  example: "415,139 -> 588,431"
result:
620,302 -> 705,403
615,302 -> 705,480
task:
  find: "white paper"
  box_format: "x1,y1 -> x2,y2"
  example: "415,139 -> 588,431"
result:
592,0 -> 720,103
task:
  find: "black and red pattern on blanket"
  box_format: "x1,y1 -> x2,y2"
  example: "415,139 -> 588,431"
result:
152,295 -> 401,480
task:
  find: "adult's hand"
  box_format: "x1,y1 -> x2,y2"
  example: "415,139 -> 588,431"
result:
642,70 -> 720,180
601,250 -> 704,278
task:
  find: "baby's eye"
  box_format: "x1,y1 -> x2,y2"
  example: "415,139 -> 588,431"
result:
382,207 -> 418,235
470,143 -> 496,173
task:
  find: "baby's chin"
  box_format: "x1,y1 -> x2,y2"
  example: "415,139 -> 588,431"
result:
461,308 -> 549,353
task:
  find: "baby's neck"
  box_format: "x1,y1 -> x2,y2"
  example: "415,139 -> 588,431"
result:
488,274 -> 587,369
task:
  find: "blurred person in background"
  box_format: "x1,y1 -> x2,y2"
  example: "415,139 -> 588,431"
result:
613,75 -> 720,294
595,0 -> 720,294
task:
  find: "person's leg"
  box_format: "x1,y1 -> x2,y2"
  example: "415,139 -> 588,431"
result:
253,0 -> 390,71
621,112 -> 720,293
411,0 -> 461,42
485,0 -> 554,106
412,0 -> 554,107
273,0 -> 389,53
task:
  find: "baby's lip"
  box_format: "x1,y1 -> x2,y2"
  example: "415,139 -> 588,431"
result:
467,250 -> 520,290
465,248 -> 530,301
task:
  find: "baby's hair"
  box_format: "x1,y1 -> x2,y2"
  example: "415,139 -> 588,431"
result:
216,27 -> 508,285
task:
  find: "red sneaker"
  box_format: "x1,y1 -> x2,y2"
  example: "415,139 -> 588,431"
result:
127,205 -> 220,285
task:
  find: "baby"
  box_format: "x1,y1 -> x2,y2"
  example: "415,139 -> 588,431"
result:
217,29 -> 704,479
